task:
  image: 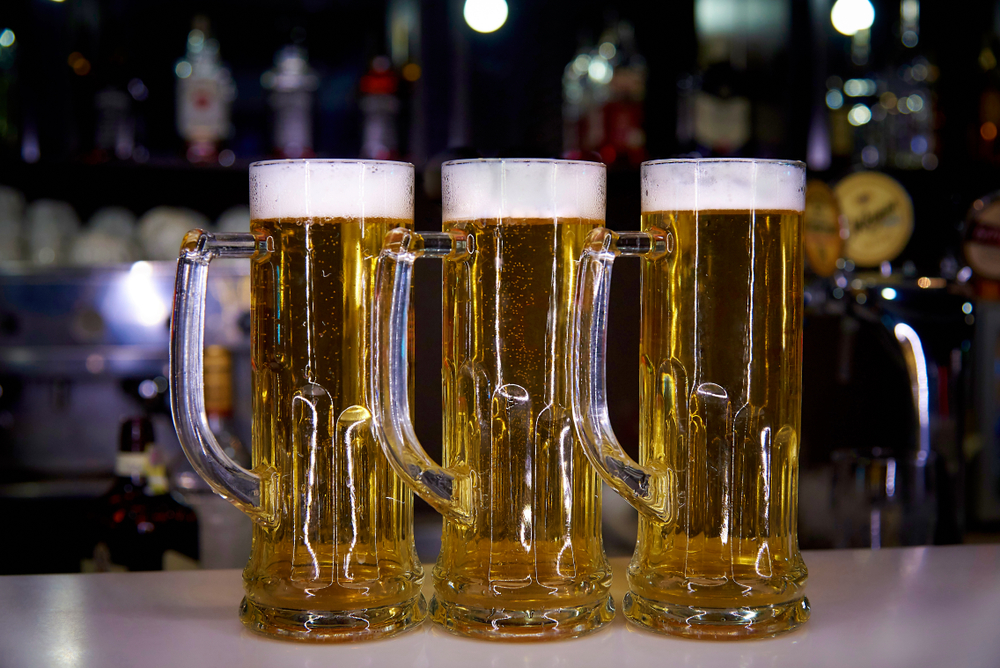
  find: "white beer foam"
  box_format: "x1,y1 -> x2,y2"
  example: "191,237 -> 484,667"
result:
250,160 -> 414,220
442,160 -> 606,222
642,160 -> 805,213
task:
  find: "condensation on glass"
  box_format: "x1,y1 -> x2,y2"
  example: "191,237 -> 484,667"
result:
170,159 -> 425,642
373,159 -> 614,640
572,158 -> 810,639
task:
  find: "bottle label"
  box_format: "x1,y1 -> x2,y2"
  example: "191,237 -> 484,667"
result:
177,78 -> 227,143
694,92 -> 750,154
115,452 -> 148,478
145,465 -> 170,496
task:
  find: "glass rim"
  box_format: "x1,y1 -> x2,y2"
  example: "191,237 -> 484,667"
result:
642,157 -> 805,169
442,157 -> 606,169
249,158 -> 414,170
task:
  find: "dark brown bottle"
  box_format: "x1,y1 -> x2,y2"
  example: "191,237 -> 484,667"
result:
87,417 -> 199,571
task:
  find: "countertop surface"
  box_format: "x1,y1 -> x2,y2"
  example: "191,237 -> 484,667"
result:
2,545 -> 999,668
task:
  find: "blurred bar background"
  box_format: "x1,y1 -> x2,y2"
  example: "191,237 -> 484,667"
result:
0,0 -> 998,574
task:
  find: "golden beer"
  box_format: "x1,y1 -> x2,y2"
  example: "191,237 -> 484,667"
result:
632,208 -> 807,621
170,159 -> 425,642
571,158 -> 809,639
372,158 -> 614,640
437,216 -> 611,632
245,215 -> 423,636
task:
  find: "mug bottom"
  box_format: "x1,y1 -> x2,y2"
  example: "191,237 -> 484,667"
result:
623,592 -> 810,640
429,594 -> 615,641
239,593 -> 427,642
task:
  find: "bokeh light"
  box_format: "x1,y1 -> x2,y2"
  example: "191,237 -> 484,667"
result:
464,0 -> 508,33
831,0 -> 875,36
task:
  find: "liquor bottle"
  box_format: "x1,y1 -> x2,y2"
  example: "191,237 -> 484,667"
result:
202,345 -> 249,466
687,53 -> 751,157
174,16 -> 236,164
562,20 -> 647,166
85,26 -> 147,165
174,346 -> 252,569
359,56 -> 400,160
261,45 -> 318,159
85,417 -> 199,571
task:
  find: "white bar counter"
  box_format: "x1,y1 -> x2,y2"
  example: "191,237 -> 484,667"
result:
2,546 -> 999,668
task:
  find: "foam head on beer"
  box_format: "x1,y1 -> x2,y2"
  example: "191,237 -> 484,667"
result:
642,159 -> 805,213
442,159 -> 605,222
250,160 -> 414,221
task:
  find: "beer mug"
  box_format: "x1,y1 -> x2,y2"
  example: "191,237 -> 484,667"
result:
171,160 -> 425,641
372,159 -> 614,640
572,158 -> 809,639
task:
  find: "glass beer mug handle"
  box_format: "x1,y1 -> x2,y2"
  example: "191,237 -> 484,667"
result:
373,227 -> 475,525
170,229 -> 277,527
572,227 -> 677,524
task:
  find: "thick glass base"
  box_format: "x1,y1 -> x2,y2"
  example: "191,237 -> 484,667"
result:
429,594 -> 615,641
623,592 -> 810,640
239,594 -> 427,642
